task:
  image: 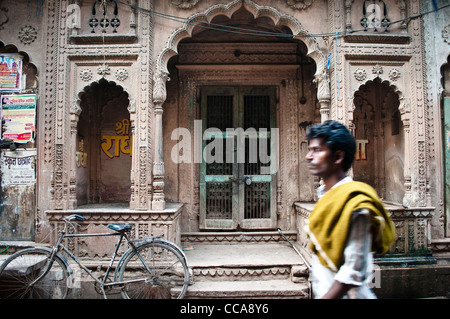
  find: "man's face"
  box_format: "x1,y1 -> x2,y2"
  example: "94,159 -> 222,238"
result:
305,138 -> 336,178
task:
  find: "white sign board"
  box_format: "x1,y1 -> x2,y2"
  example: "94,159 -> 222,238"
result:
1,149 -> 36,186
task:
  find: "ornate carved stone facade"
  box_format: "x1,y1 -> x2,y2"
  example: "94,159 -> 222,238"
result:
0,0 -> 449,263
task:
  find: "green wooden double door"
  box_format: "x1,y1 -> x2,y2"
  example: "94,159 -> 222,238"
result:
200,86 -> 277,230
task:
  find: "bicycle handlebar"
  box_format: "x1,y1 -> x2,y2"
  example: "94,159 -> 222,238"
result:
66,214 -> 84,222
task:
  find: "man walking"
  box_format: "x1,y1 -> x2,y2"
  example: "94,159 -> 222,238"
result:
305,120 -> 395,299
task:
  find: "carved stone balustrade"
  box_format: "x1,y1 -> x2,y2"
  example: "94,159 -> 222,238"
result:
293,201 -> 435,261
46,202 -> 183,261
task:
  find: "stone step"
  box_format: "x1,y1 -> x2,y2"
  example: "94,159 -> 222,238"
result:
183,243 -> 308,282
182,279 -> 309,299
183,243 -> 306,268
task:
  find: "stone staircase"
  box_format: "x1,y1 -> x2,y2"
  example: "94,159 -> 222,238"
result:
180,231 -> 310,299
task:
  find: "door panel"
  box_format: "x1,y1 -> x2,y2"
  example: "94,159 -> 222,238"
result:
200,87 -> 239,229
239,87 -> 276,229
200,86 -> 276,230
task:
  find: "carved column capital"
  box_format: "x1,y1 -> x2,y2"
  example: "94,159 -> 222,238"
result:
153,71 -> 170,105
315,67 -> 331,122
69,99 -> 82,117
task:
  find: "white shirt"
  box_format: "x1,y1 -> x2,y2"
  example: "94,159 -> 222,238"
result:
311,176 -> 377,299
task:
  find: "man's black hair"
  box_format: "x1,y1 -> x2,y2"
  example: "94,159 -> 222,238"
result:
306,120 -> 356,172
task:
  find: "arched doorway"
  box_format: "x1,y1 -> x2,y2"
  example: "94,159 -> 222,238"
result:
163,4 -> 319,232
76,78 -> 131,205
352,77 -> 404,204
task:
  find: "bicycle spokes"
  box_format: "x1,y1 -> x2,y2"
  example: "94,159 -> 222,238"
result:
117,242 -> 189,299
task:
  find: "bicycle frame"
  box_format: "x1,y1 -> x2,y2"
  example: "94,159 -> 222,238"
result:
24,213 -> 189,299
62,231 -> 125,292
32,223 -> 150,299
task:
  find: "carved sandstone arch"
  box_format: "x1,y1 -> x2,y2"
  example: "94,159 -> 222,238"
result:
155,0 -> 327,90
349,76 -> 408,125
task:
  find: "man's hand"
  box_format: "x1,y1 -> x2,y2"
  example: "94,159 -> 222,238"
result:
321,280 -> 356,299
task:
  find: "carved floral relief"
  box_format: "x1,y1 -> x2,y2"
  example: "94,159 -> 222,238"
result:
171,0 -> 200,9
284,0 -> 313,10
389,69 -> 401,81
97,63 -> 111,77
80,69 -> 93,82
18,25 -> 37,44
354,68 -> 367,81
115,68 -> 129,81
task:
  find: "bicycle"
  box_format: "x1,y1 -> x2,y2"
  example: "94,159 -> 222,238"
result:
0,214 -> 190,299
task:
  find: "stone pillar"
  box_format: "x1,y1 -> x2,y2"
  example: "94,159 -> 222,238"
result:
152,72 -> 169,210
69,100 -> 82,209
402,116 -> 413,207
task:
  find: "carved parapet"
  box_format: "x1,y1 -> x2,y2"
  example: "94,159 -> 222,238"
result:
293,202 -> 315,261
431,239 -> 450,258
46,202 -> 183,260
385,204 -> 434,256
293,202 -> 435,259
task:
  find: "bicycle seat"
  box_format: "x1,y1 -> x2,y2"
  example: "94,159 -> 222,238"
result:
107,224 -> 132,232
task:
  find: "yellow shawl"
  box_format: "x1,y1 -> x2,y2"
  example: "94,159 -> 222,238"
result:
306,181 -> 395,272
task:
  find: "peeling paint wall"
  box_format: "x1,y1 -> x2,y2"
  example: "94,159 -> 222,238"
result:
0,149 -> 36,240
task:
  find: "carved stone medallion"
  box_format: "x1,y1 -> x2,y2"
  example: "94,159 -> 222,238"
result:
354,68 -> 367,81
18,25 -> 37,44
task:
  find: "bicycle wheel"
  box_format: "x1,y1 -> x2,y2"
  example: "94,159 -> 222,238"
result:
116,242 -> 189,299
0,248 -> 70,299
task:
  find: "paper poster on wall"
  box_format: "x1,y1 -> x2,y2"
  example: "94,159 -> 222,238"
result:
0,54 -> 22,92
0,94 -> 36,142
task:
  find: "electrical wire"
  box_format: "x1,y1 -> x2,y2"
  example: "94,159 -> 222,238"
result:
117,1 -> 450,39
0,242 -> 9,254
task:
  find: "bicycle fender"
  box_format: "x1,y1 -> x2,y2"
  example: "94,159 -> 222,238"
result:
114,248 -> 133,281
39,247 -> 73,277
129,236 -> 188,265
